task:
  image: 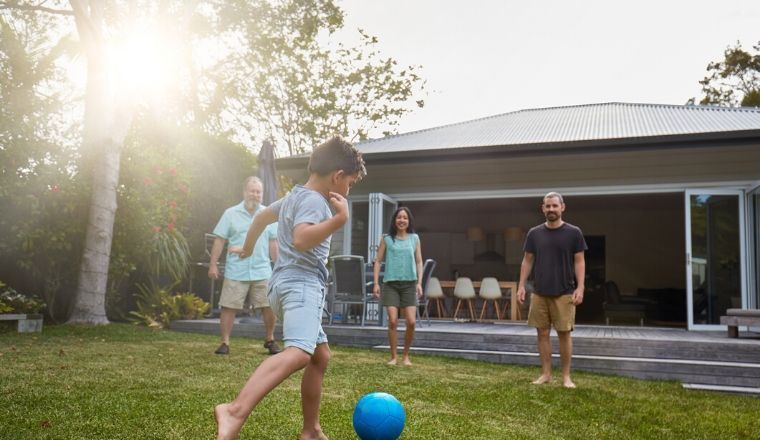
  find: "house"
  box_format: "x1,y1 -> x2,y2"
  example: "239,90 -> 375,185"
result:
277,102 -> 760,331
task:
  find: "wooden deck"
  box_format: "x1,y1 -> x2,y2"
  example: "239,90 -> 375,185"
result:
171,318 -> 760,392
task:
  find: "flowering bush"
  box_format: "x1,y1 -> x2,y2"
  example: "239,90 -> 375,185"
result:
117,140 -> 192,284
0,281 -> 46,315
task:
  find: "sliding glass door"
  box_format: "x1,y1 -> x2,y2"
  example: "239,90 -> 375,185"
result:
749,187 -> 760,310
685,190 -> 746,330
367,193 -> 397,263
335,193 -> 398,263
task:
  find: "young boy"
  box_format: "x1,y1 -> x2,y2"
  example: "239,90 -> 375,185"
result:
214,136 -> 366,440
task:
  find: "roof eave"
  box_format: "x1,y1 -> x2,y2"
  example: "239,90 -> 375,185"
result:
276,129 -> 760,171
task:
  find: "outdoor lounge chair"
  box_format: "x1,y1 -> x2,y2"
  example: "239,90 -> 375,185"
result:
365,262 -> 384,325
603,280 -> 654,326
329,255 -> 373,326
190,233 -> 224,318
416,259 -> 437,326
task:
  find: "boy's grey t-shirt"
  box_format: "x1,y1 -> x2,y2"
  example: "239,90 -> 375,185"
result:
268,185 -> 333,285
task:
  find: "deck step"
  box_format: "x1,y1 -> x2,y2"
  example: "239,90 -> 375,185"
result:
371,345 -> 760,388
375,332 -> 760,364
170,319 -> 760,389
682,383 -> 760,395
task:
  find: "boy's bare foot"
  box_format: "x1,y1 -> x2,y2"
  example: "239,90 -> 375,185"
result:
300,428 -> 329,440
214,403 -> 244,440
402,358 -> 412,366
387,358 -> 397,366
531,375 -> 552,385
563,378 -> 576,388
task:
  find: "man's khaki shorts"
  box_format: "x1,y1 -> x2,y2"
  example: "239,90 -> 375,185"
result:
219,279 -> 270,310
527,292 -> 575,332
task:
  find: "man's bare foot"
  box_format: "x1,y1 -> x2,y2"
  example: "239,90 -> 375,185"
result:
402,358 -> 412,366
531,375 -> 552,385
387,358 -> 397,366
214,403 -> 244,440
563,378 -> 576,388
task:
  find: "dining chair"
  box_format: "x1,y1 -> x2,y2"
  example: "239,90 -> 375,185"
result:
478,277 -> 502,320
425,276 -> 446,319
504,282 -> 528,320
452,277 -> 476,321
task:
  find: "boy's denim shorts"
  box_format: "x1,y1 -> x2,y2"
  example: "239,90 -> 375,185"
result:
267,277 -> 328,355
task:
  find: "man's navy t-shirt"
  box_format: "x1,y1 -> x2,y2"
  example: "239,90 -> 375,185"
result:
524,222 -> 587,296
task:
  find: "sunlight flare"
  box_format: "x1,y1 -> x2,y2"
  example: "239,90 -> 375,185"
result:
104,25 -> 181,103
65,23 -> 183,106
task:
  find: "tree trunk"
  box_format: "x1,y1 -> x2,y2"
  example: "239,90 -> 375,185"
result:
67,0 -> 133,324
67,138 -> 120,325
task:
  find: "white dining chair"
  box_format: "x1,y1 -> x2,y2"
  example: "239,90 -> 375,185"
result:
453,277 -> 476,321
425,277 -> 446,318
478,277 -> 502,320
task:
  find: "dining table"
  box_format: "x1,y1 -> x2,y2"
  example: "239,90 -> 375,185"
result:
438,280 -> 520,320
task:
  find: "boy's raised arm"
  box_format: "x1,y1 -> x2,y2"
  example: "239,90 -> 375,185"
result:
230,207 -> 278,258
292,192 -> 348,252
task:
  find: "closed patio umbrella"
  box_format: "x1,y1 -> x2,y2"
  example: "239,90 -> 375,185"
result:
257,140 -> 279,205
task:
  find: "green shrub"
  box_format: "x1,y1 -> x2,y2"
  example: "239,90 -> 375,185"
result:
129,282 -> 209,329
146,228 -> 191,282
0,281 -> 46,314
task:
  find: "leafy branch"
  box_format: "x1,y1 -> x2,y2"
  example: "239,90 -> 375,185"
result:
693,41 -> 760,107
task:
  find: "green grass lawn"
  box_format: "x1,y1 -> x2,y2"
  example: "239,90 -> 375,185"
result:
1,323 -> 757,439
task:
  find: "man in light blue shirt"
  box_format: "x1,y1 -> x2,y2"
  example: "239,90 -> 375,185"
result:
209,176 -> 281,355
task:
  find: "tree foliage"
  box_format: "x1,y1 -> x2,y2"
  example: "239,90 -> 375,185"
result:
0,11 -> 87,321
0,0 -> 425,324
202,0 -> 425,155
694,41 -> 760,107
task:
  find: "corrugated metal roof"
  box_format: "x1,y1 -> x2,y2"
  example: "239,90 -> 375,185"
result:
356,102 -> 760,154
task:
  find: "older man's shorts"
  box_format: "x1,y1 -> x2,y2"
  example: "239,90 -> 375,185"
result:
219,279 -> 270,310
527,292 -> 575,332
267,277 -> 327,355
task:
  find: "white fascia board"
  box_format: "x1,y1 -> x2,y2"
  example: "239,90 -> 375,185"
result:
379,180 -> 757,202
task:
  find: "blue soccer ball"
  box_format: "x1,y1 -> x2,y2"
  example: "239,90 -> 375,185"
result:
352,392 -> 406,440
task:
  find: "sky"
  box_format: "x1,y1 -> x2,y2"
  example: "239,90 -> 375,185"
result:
335,0 -> 760,135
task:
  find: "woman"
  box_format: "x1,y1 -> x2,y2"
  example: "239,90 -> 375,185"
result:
372,206 -> 423,366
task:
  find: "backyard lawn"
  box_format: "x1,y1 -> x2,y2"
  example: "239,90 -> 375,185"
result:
1,323 -> 757,439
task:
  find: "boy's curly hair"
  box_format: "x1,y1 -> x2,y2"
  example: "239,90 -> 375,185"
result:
308,136 -> 367,180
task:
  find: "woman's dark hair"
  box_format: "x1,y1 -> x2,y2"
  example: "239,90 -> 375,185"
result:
387,206 -> 415,241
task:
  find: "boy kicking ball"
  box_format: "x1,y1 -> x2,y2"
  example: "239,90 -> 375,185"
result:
215,137 -> 365,440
